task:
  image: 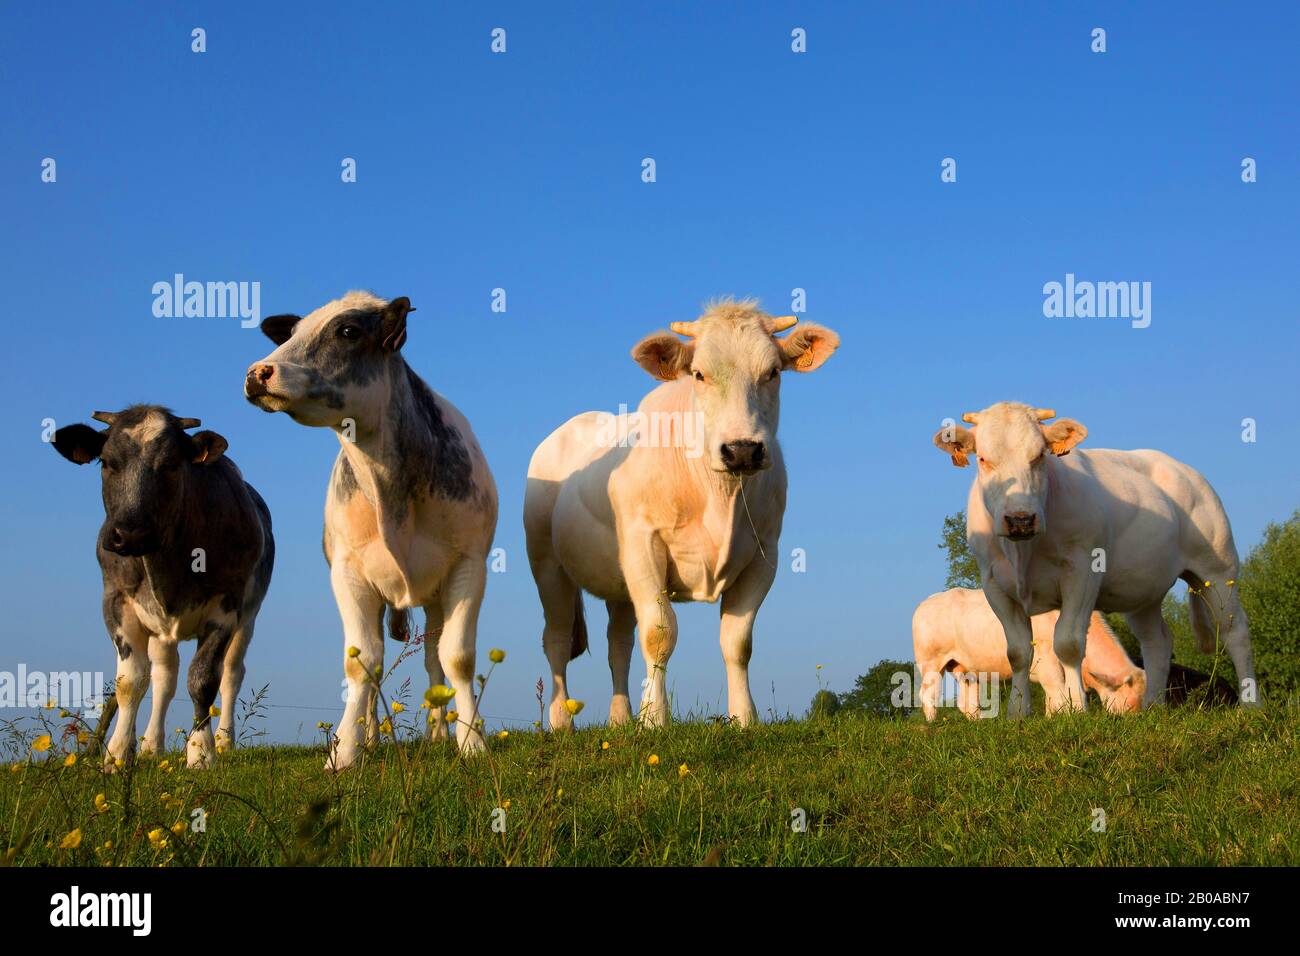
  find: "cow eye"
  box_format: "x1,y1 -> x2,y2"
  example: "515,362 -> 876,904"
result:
765,368 -> 780,382
693,370 -> 705,382
339,325 -> 361,340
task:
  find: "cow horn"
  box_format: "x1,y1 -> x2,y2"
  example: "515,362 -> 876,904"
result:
669,321 -> 701,337
961,412 -> 980,425
1034,408 -> 1056,421
91,411 -> 118,426
769,315 -> 798,333
176,417 -> 202,430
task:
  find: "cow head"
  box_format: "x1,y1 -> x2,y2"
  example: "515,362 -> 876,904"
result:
245,291 -> 413,429
1087,667 -> 1146,714
52,406 -> 227,557
631,300 -> 839,475
932,402 -> 1087,541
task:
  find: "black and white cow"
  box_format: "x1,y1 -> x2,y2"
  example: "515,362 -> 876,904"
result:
244,291 -> 498,768
52,406 -> 274,769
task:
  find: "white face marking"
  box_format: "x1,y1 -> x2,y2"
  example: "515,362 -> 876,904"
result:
123,411 -> 168,445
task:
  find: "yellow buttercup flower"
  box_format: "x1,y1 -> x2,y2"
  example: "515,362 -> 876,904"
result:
59,829 -> 82,850
564,699 -> 584,716
391,701 -> 406,714
489,648 -> 506,664
63,752 -> 78,768
347,646 -> 361,658
424,685 -> 456,707
208,705 -> 220,718
170,822 -> 186,836
94,793 -> 109,813
497,730 -> 509,740
147,828 -> 168,849
647,754 -> 659,767
446,709 -> 459,723
379,717 -> 394,736
601,741 -> 610,750
678,763 -> 690,778
32,735 -> 52,753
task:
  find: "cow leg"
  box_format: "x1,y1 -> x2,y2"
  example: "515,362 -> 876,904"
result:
623,533 -> 676,728
215,620 -> 253,754
918,664 -> 943,722
1125,602 -> 1172,707
140,637 -> 178,754
105,617 -> 151,771
535,558 -> 579,731
420,601 -> 449,741
957,676 -> 982,719
1187,574 -> 1257,706
1053,570 -> 1100,713
439,556 -> 487,755
606,600 -> 636,725
1035,654 -> 1070,715
983,586 -> 1034,717
331,561 -> 385,770
718,551 -> 777,726
186,622 -> 233,769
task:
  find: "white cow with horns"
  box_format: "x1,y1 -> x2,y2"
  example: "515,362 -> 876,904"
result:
525,299 -> 840,730
932,401 -> 1255,715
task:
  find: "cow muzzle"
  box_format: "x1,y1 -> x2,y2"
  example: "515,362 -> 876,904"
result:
720,440 -> 767,475
104,525 -> 159,557
1002,511 -> 1038,540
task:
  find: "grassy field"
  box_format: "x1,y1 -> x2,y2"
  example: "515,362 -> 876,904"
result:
3,702 -> 1296,867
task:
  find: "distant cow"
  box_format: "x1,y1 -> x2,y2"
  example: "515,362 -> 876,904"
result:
53,406 -> 274,769
913,588 -> 1145,720
525,299 -> 839,730
932,401 -> 1255,714
1166,662 -> 1239,707
245,291 -> 497,768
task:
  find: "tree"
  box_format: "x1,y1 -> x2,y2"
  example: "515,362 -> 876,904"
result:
808,689 -> 841,720
1238,510 -> 1300,698
837,660 -> 917,719
939,511 -> 979,589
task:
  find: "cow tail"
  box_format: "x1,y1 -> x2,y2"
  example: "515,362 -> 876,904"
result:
387,607 -> 411,643
570,589 -> 588,661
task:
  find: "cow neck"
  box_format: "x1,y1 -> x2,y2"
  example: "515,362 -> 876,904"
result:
688,453 -> 755,578
332,362 -> 418,569
137,470 -> 207,616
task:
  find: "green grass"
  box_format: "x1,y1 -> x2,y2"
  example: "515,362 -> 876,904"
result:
3,706 -> 1296,866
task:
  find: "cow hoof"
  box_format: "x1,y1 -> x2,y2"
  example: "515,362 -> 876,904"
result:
456,729 -> 487,756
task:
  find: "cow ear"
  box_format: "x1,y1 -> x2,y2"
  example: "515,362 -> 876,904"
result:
52,424 -> 107,465
381,297 -> 413,352
261,314 -> 301,345
933,425 -> 976,467
190,430 -> 228,465
632,332 -> 694,382
778,322 -> 840,372
1042,418 -> 1087,456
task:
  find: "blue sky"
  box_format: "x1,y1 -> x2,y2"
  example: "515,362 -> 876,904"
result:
2,2 -> 1297,742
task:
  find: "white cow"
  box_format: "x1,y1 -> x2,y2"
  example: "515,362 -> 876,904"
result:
932,401 -> 1255,715
525,299 -> 840,730
246,291 -> 498,768
913,588 -> 1145,720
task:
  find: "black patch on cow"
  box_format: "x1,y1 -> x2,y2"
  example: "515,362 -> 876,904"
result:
188,621 -> 233,727
335,455 -> 359,500
399,362 -> 474,503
